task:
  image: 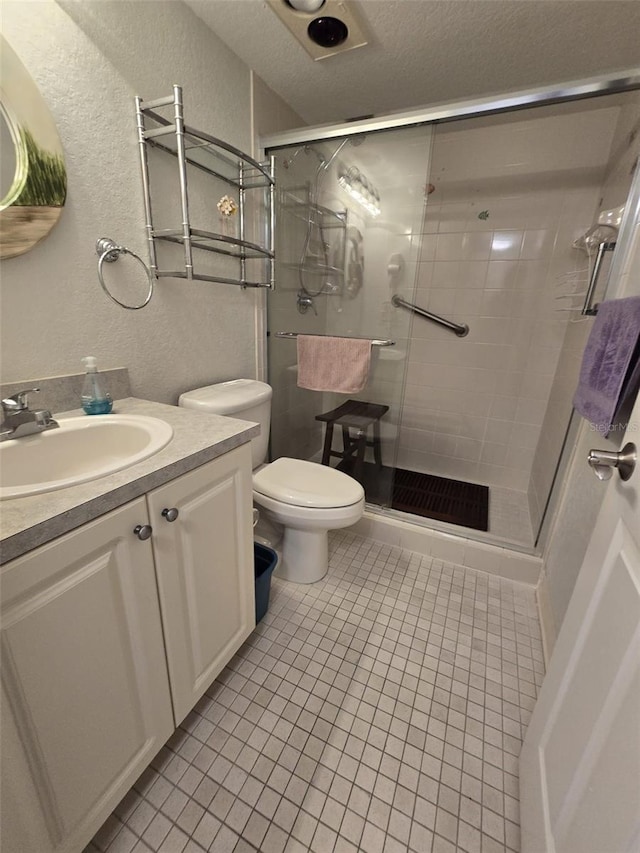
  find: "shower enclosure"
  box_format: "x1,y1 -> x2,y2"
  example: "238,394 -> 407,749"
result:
267,123 -> 432,513
264,78 -> 640,551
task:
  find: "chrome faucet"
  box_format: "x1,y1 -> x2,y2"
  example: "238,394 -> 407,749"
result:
0,388 -> 59,441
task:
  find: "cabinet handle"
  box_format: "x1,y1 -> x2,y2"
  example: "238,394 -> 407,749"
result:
133,524 -> 153,541
161,507 -> 179,522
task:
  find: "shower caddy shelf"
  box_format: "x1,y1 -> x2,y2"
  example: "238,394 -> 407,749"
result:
281,188 -> 347,230
279,185 -> 347,282
135,86 -> 275,288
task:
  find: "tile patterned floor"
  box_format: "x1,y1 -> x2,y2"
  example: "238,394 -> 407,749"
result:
86,531 -> 544,853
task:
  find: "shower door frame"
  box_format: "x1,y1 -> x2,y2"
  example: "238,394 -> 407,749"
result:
262,70 -> 640,149
260,68 -> 640,554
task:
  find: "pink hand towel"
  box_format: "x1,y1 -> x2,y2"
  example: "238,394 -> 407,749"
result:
297,335 -> 372,393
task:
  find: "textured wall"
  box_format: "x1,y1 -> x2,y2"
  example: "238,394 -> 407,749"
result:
250,72 -> 305,388
0,0 -> 257,405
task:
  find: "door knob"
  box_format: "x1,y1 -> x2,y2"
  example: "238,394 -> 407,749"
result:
133,524 -> 153,540
587,442 -> 636,481
161,507 -> 179,522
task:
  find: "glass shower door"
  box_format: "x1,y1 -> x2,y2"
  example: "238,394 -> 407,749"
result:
266,123 -> 434,507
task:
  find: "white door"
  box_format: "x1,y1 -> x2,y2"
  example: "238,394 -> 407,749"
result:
520,389 -> 640,852
520,179 -> 640,853
1,497 -> 175,853
147,445 -> 255,724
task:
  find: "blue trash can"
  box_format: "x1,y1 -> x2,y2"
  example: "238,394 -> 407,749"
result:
254,543 -> 278,623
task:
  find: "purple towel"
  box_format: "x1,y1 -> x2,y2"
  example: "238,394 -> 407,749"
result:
573,295 -> 640,436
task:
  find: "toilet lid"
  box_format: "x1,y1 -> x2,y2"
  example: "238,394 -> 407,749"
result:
253,458 -> 364,508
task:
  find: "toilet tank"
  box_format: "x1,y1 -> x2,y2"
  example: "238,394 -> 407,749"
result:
178,379 -> 272,469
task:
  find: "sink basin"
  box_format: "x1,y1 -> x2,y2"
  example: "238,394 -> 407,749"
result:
0,414 -> 173,499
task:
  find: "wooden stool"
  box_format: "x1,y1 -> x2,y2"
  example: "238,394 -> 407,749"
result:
315,400 -> 389,478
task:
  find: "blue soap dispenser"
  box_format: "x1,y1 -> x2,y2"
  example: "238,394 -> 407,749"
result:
81,356 -> 113,415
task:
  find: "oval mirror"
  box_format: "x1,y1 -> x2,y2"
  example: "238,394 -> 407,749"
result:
1,105 -> 19,202
0,37 -> 67,259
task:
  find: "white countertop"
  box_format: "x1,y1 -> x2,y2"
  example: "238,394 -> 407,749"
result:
0,397 -> 259,564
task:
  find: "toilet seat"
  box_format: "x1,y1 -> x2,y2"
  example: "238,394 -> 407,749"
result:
252,489 -> 365,528
253,457 -> 364,508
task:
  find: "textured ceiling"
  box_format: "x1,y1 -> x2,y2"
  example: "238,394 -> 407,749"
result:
185,0 -> 640,126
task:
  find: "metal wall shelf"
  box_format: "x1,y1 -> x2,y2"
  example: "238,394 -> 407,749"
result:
135,86 -> 275,289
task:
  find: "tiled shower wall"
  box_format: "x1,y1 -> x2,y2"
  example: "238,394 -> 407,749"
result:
526,319 -> 591,533
397,105 -> 619,492
528,94 -> 640,530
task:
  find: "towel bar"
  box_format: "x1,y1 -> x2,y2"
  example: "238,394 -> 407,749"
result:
272,331 -> 395,347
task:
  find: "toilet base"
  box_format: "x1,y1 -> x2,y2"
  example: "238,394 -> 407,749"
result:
253,492 -> 365,585
277,527 -> 329,584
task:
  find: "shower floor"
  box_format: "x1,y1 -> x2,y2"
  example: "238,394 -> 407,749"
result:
336,461 -> 489,532
485,488 -> 534,548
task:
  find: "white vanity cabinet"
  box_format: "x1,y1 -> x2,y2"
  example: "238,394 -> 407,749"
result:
1,496 -> 174,853
1,443 -> 255,853
147,444 -> 255,723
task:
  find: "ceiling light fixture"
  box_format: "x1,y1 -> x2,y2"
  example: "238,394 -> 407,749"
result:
267,0 -> 368,61
339,168 -> 381,217
286,0 -> 325,12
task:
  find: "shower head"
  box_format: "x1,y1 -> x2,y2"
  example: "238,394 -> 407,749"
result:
281,146 -> 303,169
282,144 -> 325,169
320,134 -> 366,171
283,135 -> 367,171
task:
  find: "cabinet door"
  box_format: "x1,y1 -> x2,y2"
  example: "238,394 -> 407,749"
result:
147,444 -> 255,723
1,497 -> 174,853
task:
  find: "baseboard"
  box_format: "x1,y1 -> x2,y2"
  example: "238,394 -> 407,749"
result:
352,510 -> 542,586
535,569 -> 557,666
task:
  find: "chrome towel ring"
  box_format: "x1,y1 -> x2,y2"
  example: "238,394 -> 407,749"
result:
96,237 -> 154,310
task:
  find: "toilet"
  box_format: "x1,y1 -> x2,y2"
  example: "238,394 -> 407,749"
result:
178,379 -> 365,584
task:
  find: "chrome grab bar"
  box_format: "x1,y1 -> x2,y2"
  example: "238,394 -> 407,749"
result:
273,331 -> 395,347
581,240 -> 615,316
391,295 -> 469,337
